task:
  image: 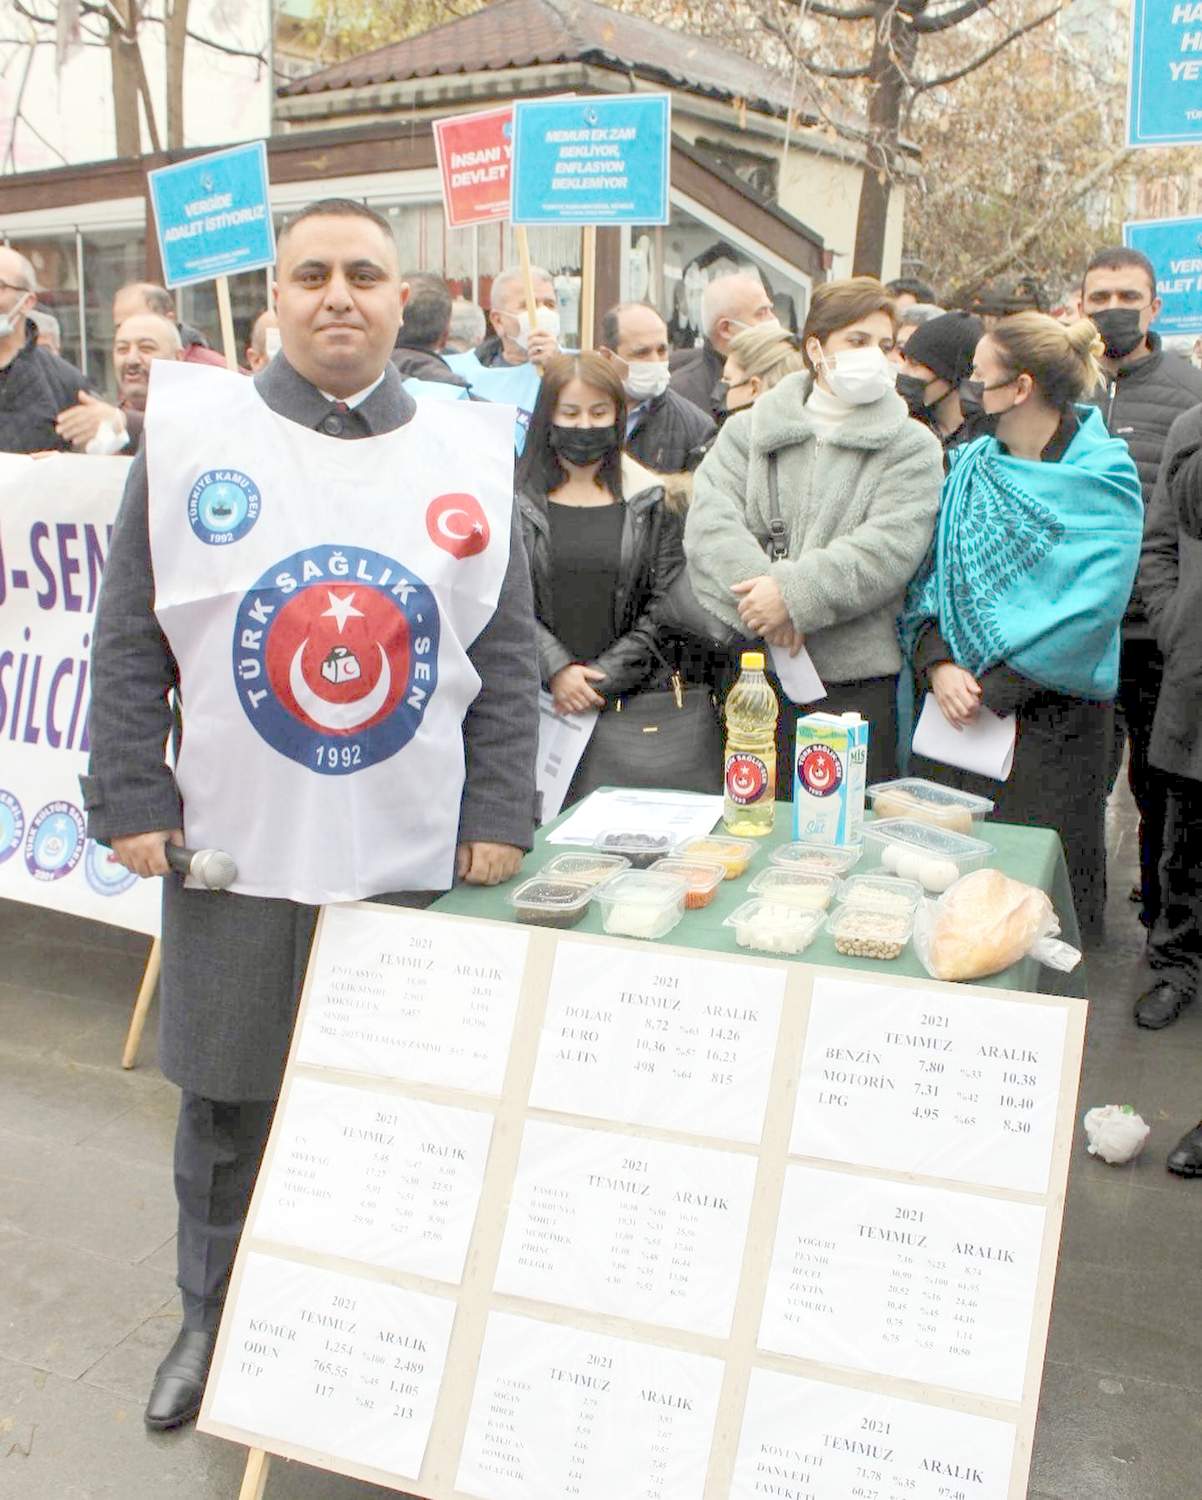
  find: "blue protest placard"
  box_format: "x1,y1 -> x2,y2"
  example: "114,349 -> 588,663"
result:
510,95 -> 670,225
1127,0 -> 1202,148
1125,216 -> 1202,335
148,141 -> 275,289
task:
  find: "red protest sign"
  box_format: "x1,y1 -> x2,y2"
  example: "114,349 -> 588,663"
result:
433,105 -> 513,228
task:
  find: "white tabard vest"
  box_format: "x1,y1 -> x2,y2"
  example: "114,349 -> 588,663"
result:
146,361 -> 514,904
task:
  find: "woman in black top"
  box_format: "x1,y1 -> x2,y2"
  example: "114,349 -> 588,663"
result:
516,352 -> 699,799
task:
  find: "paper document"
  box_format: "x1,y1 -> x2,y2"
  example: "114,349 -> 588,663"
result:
913,691 -> 1017,780
536,691 -> 599,823
545,786 -> 723,847
768,642 -> 825,704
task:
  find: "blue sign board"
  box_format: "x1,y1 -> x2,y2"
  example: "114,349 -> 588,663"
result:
510,95 -> 670,225
1125,216 -> 1202,335
1127,0 -> 1202,147
148,141 -> 275,288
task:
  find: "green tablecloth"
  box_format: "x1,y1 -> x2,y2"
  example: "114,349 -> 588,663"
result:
435,799 -> 1085,997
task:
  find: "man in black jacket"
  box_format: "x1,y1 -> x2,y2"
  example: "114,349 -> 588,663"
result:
1134,406 -> 1202,1033
1081,246 -> 1202,932
601,302 -> 714,472
669,271 -> 777,421
0,246 -> 95,452
390,271 -> 469,388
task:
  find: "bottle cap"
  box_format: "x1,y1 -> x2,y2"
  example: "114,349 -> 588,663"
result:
741,650 -> 766,670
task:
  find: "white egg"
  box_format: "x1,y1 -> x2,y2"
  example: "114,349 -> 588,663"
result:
881,845 -> 903,873
920,857 -> 960,893
897,851 -> 925,882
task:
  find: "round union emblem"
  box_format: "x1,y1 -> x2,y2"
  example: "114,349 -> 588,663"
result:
0,788 -> 24,866
24,800 -> 85,881
188,468 -> 262,546
84,839 -> 138,896
797,744 -> 843,798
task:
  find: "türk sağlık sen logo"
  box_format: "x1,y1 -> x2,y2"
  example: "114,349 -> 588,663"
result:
232,544 -> 440,775
725,753 -> 769,806
188,468 -> 262,546
797,744 -> 843,798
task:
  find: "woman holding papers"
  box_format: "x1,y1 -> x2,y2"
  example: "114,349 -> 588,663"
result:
903,313 -> 1143,938
518,352 -> 717,803
684,277 -> 944,792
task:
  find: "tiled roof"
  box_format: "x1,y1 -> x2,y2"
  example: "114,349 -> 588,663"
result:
280,0 -> 797,118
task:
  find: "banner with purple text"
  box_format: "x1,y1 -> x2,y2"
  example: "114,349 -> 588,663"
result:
0,454 -> 159,935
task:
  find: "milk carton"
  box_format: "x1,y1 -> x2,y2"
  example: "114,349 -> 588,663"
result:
792,712 -> 869,845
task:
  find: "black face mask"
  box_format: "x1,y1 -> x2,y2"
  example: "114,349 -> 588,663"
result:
1091,307 -> 1145,360
896,372 -> 938,416
550,423 -> 620,466
959,380 -> 1000,437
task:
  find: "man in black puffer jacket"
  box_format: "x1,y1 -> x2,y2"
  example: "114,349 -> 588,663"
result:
0,246 -> 94,453
1081,245 -> 1202,931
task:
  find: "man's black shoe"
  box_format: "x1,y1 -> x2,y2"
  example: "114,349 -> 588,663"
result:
1167,1123 -> 1202,1178
1134,981 -> 1195,1030
145,1328 -> 216,1431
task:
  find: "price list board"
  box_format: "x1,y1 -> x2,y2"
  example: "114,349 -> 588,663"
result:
199,904 -> 1086,1500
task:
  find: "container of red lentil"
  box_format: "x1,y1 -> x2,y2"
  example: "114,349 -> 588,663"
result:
649,857 -> 725,910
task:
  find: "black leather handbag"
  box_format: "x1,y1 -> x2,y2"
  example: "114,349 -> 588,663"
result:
569,671 -> 723,800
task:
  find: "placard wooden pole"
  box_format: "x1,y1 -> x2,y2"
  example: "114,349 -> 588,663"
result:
237,1448 -> 271,1499
121,937 -> 161,1070
579,224 -> 597,352
215,274 -> 238,372
515,226 -> 538,328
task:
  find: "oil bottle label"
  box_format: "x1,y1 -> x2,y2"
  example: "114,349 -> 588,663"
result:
725,752 -> 770,806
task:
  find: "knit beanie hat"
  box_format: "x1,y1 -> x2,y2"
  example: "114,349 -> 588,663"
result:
904,311 -> 984,385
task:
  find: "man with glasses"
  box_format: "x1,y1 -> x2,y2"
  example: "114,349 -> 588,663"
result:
1080,247 -> 1202,977
0,246 -> 95,452
670,270 -> 779,421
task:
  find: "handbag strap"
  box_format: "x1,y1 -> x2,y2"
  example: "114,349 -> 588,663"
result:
765,451 -> 789,562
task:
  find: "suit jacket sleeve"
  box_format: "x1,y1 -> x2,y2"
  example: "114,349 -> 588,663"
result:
1139,430 -> 1186,647
81,450 -> 182,841
459,500 -> 539,849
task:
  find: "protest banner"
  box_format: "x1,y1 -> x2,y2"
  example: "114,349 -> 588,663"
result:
1125,215 -> 1202,335
1126,0 -> 1202,148
432,106 -> 515,229
0,454 -> 158,939
201,902 -> 1087,1500
147,140 -> 276,369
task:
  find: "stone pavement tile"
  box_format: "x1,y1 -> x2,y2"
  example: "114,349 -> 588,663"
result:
1030,1359 -> 1202,1500
0,1132 -> 175,1264
1058,1166 -> 1202,1273
82,1082 -> 177,1169
0,979 -> 108,1062
0,1228 -> 175,1381
0,896 -> 149,956
0,935 -> 148,1013
1044,1257 -> 1202,1393
141,1234 -> 178,1278
80,1302 -> 184,1404
0,1049 -> 154,1148
52,993 -> 161,1077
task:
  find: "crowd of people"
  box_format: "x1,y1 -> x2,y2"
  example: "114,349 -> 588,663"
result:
3,197 -> 1201,1430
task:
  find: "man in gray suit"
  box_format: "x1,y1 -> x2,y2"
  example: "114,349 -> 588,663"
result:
84,198 -> 539,1430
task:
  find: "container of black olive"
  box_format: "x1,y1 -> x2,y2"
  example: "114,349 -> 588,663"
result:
593,830 -> 676,868
509,876 -> 594,928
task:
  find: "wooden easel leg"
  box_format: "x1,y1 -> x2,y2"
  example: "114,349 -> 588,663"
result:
238,1448 -> 271,1500
121,937 -> 162,1070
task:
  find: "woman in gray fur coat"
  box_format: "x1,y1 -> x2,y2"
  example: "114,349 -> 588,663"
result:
684,277 -> 944,791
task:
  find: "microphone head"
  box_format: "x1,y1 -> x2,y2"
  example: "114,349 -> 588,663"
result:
190,848 -> 238,890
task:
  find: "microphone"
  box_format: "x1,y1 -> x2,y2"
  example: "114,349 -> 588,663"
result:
165,844 -> 238,891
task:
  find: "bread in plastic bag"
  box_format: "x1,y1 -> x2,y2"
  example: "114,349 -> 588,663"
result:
913,868 -> 1082,982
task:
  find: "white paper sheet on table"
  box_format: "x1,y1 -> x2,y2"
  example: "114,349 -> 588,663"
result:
536,691 -> 599,824
913,691 -> 1017,780
545,787 -> 724,847
768,641 -> 826,704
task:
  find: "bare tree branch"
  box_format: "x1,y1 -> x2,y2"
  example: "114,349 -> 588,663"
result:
778,0 -> 879,19
906,4 -> 1061,110
911,0 -> 997,33
136,12 -> 268,65
3,41 -> 36,172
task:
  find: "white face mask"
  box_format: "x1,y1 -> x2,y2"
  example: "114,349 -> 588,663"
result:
264,326 -> 282,359
0,292 -> 30,340
820,345 -> 897,406
622,359 -> 671,402
510,305 -> 561,351
731,315 -> 783,338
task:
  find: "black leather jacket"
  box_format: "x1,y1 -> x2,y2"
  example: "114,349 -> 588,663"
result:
518,474 -> 685,698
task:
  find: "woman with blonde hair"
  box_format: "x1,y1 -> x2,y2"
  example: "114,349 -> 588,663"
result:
720,324 -> 807,415
903,313 -> 1143,938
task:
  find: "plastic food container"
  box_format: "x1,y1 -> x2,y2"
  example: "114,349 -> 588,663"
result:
543,852 -> 630,887
770,840 -> 863,877
826,905 -> 914,961
676,835 -> 757,879
649,857 -> 725,910
838,874 -> 924,916
509,877 -> 593,929
862,818 -> 994,894
593,870 -> 689,941
725,900 -> 824,955
867,778 -> 994,834
749,867 -> 840,912
593,830 -> 677,868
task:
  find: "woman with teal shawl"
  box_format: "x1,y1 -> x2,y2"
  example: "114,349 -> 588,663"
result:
902,314 -> 1143,938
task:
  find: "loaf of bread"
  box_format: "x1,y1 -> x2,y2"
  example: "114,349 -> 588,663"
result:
926,868 -> 1054,981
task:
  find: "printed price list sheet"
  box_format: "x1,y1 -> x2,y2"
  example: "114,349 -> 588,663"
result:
200,908 -> 1084,1500
529,941 -> 785,1142
791,977 -> 1069,1191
